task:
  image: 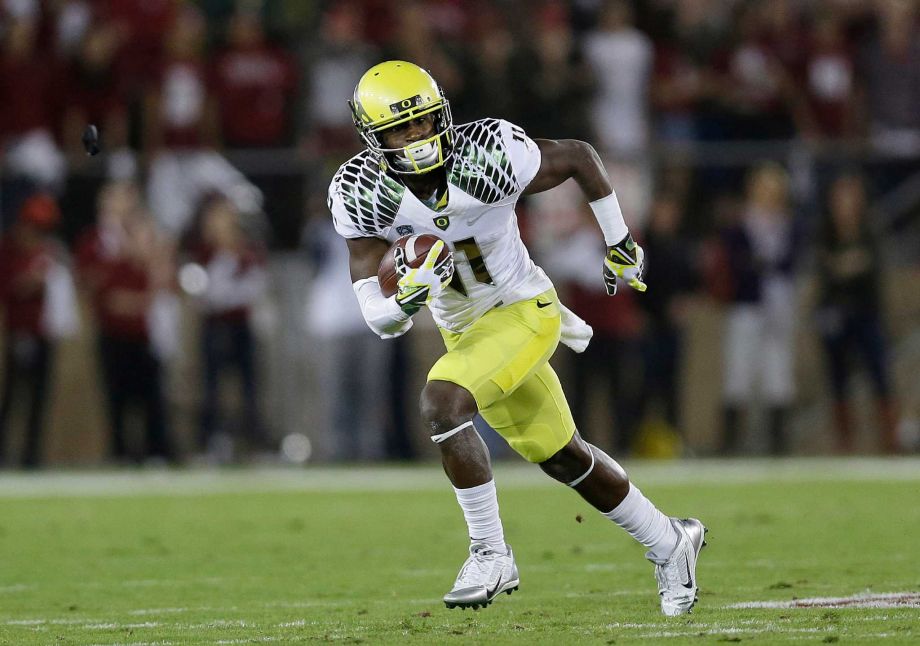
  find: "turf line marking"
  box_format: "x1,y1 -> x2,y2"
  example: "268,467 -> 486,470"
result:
277,620 -> 306,627
0,584 -> 32,593
637,626 -> 830,639
727,591 -> 920,609
83,622 -> 163,630
128,608 -> 190,615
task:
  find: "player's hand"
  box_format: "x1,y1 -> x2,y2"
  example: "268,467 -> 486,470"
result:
394,241 -> 454,316
603,233 -> 647,295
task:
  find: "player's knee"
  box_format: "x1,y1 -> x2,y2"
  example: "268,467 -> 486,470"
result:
419,380 -> 478,434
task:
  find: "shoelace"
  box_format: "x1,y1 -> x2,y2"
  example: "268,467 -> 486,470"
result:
656,546 -> 689,593
455,547 -> 500,587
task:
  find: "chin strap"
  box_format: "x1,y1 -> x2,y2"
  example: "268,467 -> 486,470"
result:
566,447 -> 596,487
431,420 -> 475,444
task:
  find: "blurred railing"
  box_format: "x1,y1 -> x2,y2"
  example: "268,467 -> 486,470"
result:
28,137 -> 916,245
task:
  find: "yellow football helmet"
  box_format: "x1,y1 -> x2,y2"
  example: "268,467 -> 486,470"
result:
349,60 -> 454,175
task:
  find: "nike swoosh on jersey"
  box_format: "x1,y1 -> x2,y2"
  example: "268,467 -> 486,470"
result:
536,300 -> 552,308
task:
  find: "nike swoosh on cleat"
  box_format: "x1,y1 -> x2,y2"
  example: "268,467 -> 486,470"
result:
486,568 -> 510,599
536,301 -> 552,308
682,559 -> 694,589
486,580 -> 503,598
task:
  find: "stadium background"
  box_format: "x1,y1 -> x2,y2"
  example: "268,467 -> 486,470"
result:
0,0 -> 918,468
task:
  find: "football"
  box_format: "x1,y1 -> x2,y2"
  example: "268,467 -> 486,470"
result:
378,233 -> 451,297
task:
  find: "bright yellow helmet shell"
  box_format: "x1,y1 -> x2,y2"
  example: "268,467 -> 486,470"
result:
349,60 -> 454,174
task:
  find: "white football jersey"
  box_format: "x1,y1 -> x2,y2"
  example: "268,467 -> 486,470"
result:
328,119 -> 554,332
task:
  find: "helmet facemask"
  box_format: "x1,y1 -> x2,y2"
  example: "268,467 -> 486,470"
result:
350,95 -> 454,175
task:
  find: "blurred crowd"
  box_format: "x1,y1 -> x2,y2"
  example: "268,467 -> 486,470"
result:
0,0 -> 918,467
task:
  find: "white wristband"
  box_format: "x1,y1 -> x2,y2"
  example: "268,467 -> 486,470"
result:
352,277 -> 413,339
589,191 -> 629,246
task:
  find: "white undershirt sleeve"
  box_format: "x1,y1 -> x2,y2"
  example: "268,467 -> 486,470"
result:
352,277 -> 413,339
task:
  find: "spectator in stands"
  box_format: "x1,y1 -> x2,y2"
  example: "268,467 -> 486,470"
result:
760,0 -> 808,73
650,21 -> 708,143
75,180 -> 140,461
192,197 -> 270,460
61,18 -> 134,176
103,0 -> 177,90
210,8 -> 300,246
456,8 -> 520,124
304,218 -> 390,462
384,1 -> 462,99
0,15 -> 67,199
94,215 -> 176,464
710,1 -> 799,141
861,0 -> 920,193
815,172 -> 900,453
514,3 -> 593,141
75,180 -> 140,299
796,9 -> 862,141
211,9 -> 298,149
301,1 -> 377,160
144,5 -> 262,238
51,0 -> 94,58
583,0 -> 653,155
638,193 -> 697,437
717,163 -> 801,455
0,194 -> 78,468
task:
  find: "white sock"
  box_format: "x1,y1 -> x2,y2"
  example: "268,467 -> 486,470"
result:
454,480 -> 506,553
602,483 -> 679,561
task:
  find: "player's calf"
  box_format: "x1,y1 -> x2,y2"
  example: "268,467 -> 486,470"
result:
539,433 -> 630,510
420,380 -> 491,488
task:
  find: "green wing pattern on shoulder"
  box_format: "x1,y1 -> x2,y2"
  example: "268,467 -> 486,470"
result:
329,151 -> 406,236
448,119 -> 518,204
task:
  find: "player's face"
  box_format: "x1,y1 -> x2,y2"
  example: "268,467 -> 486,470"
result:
379,114 -> 436,150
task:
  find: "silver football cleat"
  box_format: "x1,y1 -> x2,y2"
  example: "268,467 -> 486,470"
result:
648,518 -> 708,616
443,542 -> 519,610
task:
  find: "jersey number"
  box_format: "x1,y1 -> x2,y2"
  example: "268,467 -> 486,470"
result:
449,237 -> 494,296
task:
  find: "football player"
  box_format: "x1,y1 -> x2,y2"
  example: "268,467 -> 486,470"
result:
328,61 -> 705,615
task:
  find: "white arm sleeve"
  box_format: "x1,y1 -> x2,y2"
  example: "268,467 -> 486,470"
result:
352,277 -> 413,339
589,191 -> 629,245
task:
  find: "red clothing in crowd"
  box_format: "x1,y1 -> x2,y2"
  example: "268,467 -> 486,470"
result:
102,0 -> 177,84
195,243 -> 266,323
567,284 -> 643,340
799,43 -> 857,137
96,259 -> 151,340
651,43 -> 702,116
0,55 -> 59,142
74,224 -> 124,304
65,61 -> 128,129
713,41 -> 787,115
0,238 -> 55,336
154,59 -> 211,149
212,44 -> 298,147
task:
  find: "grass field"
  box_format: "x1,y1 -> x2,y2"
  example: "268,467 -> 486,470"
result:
0,459 -> 917,645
